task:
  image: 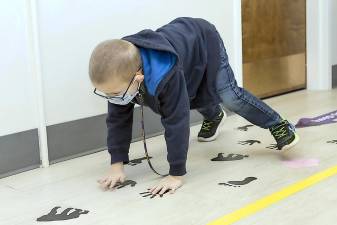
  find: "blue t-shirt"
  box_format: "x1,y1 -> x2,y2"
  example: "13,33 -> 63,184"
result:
139,47 -> 176,96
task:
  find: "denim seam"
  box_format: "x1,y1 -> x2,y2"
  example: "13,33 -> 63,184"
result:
228,81 -> 280,128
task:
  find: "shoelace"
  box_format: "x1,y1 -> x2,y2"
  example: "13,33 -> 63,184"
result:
271,121 -> 289,139
201,121 -> 214,131
201,111 -> 223,131
272,126 -> 288,139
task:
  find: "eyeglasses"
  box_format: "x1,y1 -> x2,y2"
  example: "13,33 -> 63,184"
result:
93,66 -> 142,101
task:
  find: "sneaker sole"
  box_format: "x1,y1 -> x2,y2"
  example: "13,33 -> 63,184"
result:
279,133 -> 300,151
197,110 -> 227,142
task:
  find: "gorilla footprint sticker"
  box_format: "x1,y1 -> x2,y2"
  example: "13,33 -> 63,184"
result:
237,125 -> 254,131
238,140 -> 261,146
113,180 -> 137,189
266,144 -> 278,150
139,189 -> 170,198
219,177 -> 257,187
37,207 -> 89,222
327,140 -> 337,144
128,156 -> 152,166
211,153 -> 248,161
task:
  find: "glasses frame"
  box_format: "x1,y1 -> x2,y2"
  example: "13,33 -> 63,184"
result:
93,66 -> 142,101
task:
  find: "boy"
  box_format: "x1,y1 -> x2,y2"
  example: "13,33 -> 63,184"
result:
89,17 -> 299,196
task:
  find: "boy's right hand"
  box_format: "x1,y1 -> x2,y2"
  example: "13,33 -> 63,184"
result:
97,162 -> 126,191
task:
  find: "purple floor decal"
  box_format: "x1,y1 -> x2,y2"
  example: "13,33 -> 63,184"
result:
295,110 -> 337,128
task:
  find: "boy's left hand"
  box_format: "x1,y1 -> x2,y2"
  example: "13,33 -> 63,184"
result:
148,175 -> 183,196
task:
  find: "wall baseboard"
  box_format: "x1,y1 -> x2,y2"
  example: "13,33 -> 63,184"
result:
333,65 -> 337,88
47,106 -> 204,164
0,129 -> 40,179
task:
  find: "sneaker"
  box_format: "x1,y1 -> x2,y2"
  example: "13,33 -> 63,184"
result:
269,120 -> 300,151
198,109 -> 226,142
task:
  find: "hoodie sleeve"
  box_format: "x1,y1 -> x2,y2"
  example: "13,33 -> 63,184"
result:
158,69 -> 190,176
106,101 -> 134,165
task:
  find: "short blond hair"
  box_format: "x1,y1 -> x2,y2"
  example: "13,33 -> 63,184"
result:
89,39 -> 141,84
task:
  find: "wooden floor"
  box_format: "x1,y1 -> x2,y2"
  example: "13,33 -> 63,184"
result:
0,89 -> 336,225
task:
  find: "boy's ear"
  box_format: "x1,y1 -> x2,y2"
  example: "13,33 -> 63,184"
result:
135,73 -> 144,82
136,69 -> 143,76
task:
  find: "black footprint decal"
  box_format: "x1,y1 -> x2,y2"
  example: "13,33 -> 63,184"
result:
113,180 -> 137,189
219,177 -> 257,187
37,207 -> 89,222
139,189 -> 170,198
237,125 -> 254,131
327,140 -> 337,144
128,156 -> 152,166
211,153 -> 248,161
238,140 -> 261,146
266,144 -> 278,150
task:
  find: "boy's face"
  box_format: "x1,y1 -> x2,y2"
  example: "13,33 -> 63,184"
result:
94,69 -> 144,98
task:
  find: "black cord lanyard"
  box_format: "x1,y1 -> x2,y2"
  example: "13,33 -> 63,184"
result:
138,94 -> 169,177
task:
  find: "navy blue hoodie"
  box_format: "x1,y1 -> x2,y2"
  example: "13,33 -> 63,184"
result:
106,17 -> 223,176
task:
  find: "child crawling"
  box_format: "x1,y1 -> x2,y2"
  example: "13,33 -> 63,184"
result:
89,17 -> 299,197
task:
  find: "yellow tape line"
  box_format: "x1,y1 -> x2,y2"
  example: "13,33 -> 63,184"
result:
208,165 -> 337,225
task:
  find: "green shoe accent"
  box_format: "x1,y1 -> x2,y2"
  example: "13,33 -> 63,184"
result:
269,120 -> 299,151
198,110 -> 226,142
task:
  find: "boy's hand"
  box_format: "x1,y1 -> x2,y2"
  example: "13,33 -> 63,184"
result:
148,175 -> 184,196
97,162 -> 126,191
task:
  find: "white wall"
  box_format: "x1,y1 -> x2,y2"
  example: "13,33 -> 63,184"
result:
0,0 -> 239,166
306,0 -> 334,90
1,0 -> 333,137
0,0 -> 239,134
0,0 -> 38,136
35,0 -> 239,125
330,0 -> 337,66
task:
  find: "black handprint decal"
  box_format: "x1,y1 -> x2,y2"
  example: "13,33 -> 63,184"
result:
128,156 -> 152,166
37,207 -> 89,222
219,177 -> 257,187
211,153 -> 248,161
237,125 -> 254,131
113,180 -> 137,189
238,140 -> 261,146
327,140 -> 337,144
266,144 -> 278,150
139,189 -> 170,198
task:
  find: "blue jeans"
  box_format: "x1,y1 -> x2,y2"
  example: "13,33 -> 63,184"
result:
197,32 -> 282,129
